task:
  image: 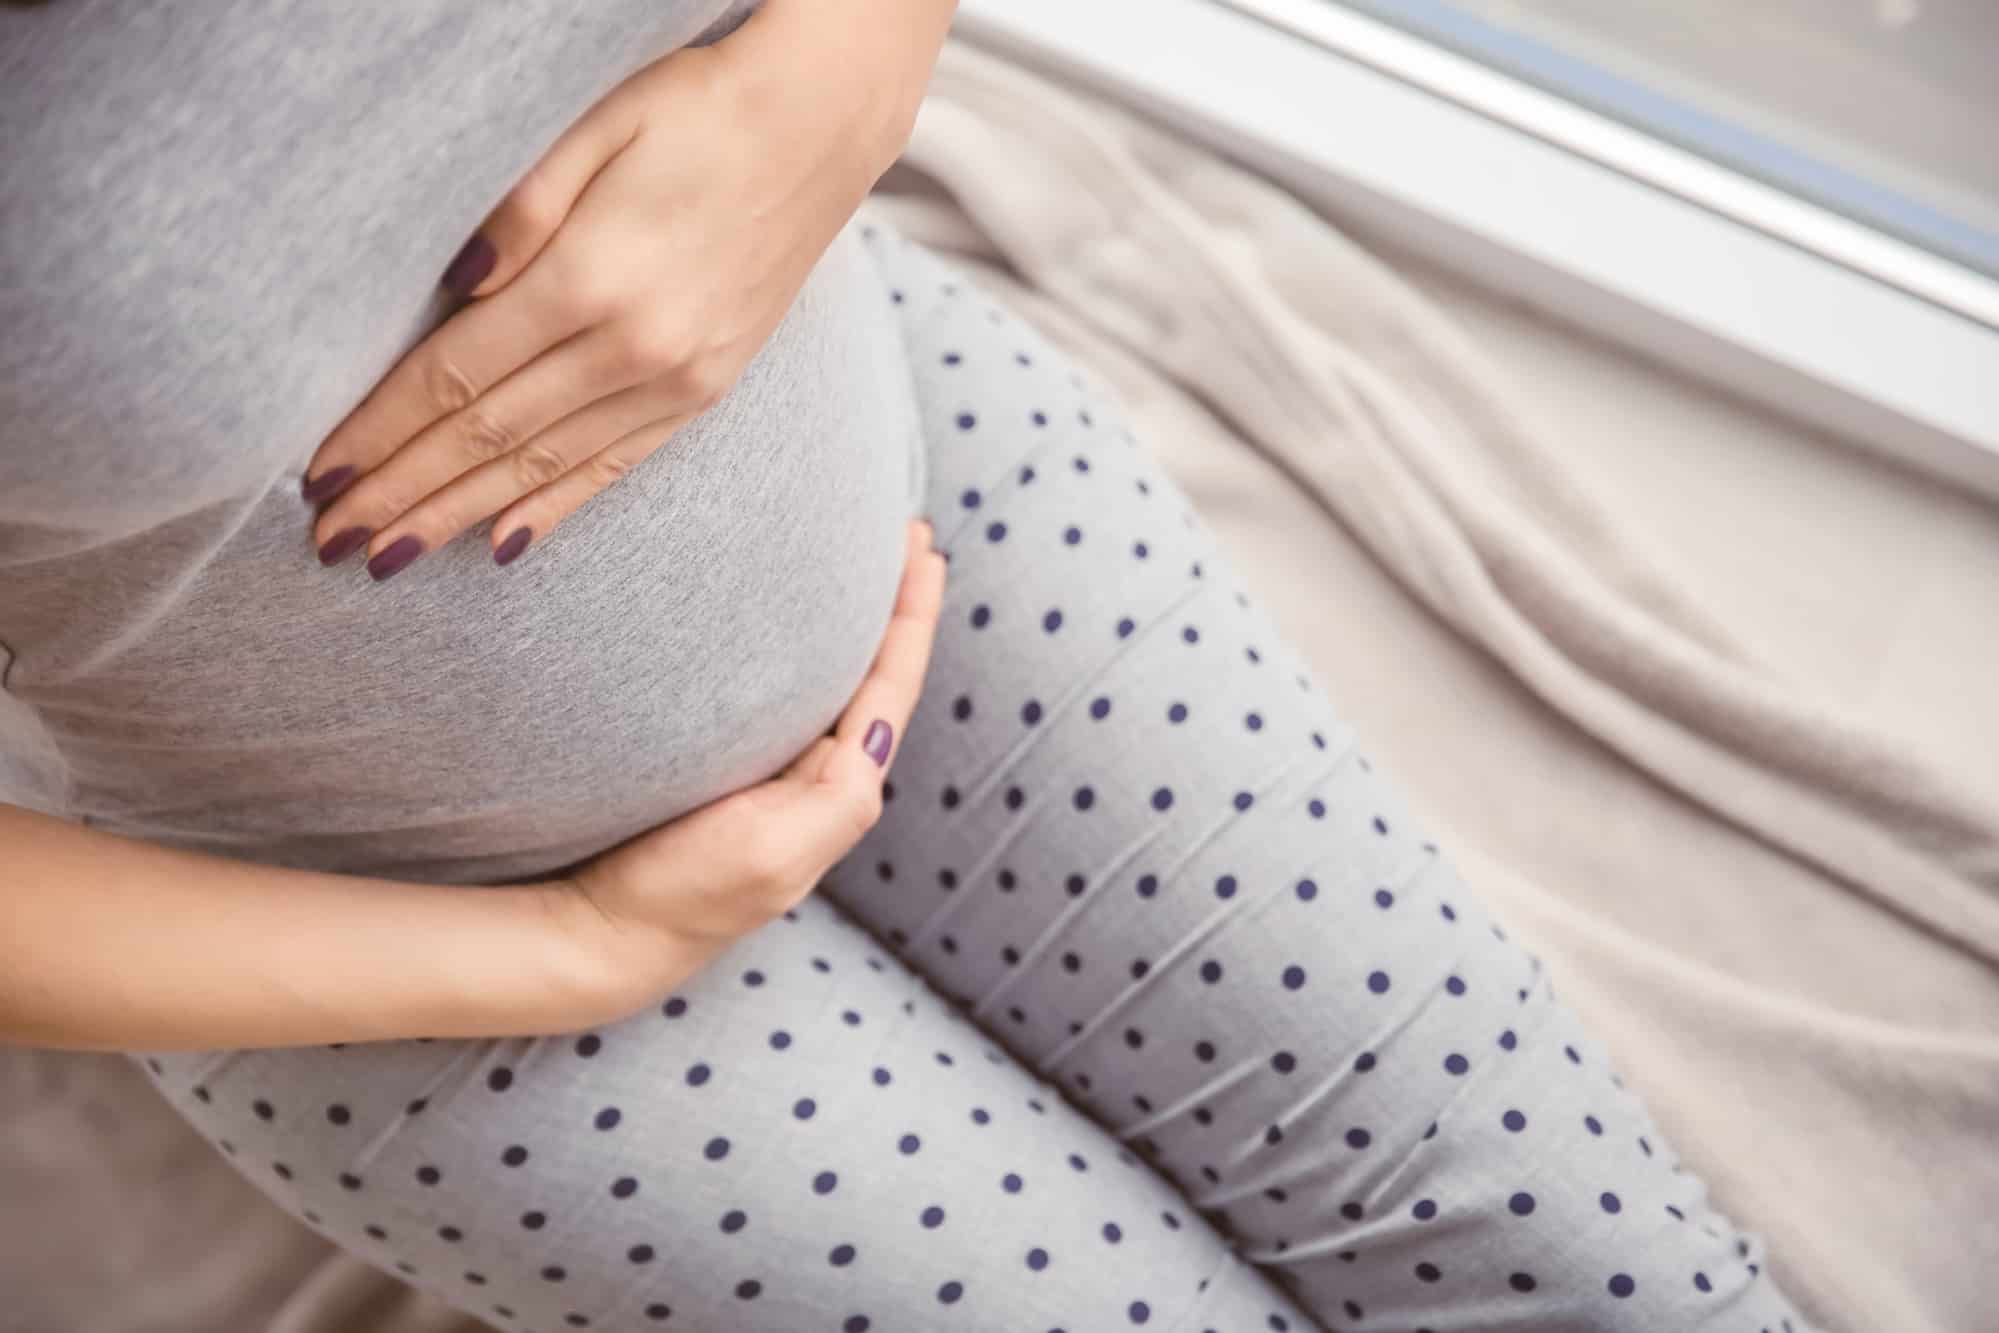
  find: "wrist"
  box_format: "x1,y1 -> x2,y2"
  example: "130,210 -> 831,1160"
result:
530,875 -> 710,1026
733,0 -> 951,180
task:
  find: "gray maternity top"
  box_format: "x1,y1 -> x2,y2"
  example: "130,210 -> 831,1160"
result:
0,0 -> 924,882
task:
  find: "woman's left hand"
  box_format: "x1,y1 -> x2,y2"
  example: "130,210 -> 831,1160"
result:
303,0 -> 955,578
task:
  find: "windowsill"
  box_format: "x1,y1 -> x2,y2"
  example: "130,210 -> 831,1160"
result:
954,0 -> 1999,501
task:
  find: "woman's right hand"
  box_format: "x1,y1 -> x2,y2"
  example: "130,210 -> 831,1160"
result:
553,519 -> 945,1009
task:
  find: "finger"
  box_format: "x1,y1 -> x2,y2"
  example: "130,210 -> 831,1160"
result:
740,525 -> 944,880
302,257 -> 599,505
603,528 -> 944,932
581,728 -> 837,938
311,329 -> 649,565
458,88 -> 646,299
832,520 -> 947,767
608,526 -> 942,865
782,736 -> 839,785
479,412 -> 694,566
793,522 -> 946,832
840,520 -> 947,724
345,379 -> 676,571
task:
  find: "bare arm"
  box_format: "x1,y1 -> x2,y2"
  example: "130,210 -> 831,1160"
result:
750,0 -> 960,161
0,803 -> 641,1051
0,525 -> 945,1054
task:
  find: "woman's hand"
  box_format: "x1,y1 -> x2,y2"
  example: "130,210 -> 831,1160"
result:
302,0 -> 956,579
550,520 -> 944,1010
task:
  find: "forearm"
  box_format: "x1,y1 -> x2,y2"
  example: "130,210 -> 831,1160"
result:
0,805 -> 657,1052
743,0 -> 958,175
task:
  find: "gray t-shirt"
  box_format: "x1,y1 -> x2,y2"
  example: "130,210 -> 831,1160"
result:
0,0 -> 924,883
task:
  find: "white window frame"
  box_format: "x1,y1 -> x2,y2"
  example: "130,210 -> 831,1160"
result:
954,0 -> 1999,501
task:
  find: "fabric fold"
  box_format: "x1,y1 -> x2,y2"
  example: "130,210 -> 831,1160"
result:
888,44 -> 1999,966
866,39 -> 1999,1331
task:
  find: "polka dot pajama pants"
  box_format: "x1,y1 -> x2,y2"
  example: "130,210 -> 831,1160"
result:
136,230 -> 1810,1333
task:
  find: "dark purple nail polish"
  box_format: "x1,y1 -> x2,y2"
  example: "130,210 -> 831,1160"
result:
366,534 -> 425,582
316,525 -> 371,566
300,465 -> 356,505
440,234 -> 496,299
862,719 -> 894,767
493,526 -> 533,567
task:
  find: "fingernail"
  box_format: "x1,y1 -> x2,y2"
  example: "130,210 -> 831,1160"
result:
862,719 -> 894,767
366,534 -> 425,582
493,525 -> 533,567
316,525 -> 371,566
300,465 -> 355,505
440,234 -> 496,299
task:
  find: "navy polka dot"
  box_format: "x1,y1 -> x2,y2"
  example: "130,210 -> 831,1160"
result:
149,243 -> 1809,1333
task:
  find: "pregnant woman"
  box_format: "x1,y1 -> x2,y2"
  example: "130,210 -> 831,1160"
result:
0,2 -> 1811,1331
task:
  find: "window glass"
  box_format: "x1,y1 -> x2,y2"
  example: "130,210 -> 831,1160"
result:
1329,0 -> 1999,278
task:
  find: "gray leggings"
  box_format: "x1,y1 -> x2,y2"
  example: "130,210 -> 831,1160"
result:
136,231 -> 1810,1333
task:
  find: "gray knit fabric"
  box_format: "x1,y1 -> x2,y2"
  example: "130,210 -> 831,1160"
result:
138,230 -> 1807,1333
0,0 -> 921,883
6,5 -> 1808,1330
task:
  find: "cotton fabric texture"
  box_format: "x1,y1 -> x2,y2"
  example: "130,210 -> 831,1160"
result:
132,229 -> 1809,1333
1,19 -> 1993,1333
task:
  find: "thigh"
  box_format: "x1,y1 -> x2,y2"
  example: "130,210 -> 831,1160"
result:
835,227 -> 1812,1333
136,891 -> 1320,1333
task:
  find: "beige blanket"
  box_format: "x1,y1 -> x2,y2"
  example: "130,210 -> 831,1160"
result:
7,37 -> 1996,1333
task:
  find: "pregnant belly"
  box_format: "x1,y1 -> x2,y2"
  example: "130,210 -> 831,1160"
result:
64,232 -> 923,884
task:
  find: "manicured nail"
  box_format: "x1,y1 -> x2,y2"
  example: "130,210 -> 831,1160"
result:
862,719 -> 894,767
440,234 -> 496,299
493,525 -> 533,567
300,465 -> 355,505
316,525 -> 371,566
366,534 -> 425,582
